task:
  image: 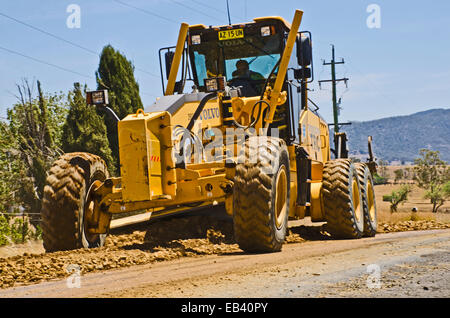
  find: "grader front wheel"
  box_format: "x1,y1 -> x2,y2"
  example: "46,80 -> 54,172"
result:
233,137 -> 290,253
40,152 -> 109,252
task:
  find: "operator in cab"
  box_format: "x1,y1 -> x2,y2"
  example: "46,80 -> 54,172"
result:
230,60 -> 265,97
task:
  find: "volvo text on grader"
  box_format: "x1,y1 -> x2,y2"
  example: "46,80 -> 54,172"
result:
41,10 -> 378,253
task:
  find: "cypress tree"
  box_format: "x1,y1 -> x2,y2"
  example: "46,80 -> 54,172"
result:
62,82 -> 115,173
96,45 -> 143,171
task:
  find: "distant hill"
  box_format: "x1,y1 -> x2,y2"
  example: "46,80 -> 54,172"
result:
339,108 -> 450,163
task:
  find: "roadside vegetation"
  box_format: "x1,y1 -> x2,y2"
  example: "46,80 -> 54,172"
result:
0,45 -> 142,246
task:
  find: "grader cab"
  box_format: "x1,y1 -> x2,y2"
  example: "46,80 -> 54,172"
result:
41,10 -> 377,253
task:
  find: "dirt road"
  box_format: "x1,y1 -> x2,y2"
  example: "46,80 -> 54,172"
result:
1,228 -> 448,298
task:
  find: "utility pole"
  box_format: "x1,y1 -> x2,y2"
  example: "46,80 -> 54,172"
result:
318,45 -> 349,133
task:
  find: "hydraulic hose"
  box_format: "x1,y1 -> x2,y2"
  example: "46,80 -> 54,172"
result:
232,99 -> 271,130
186,92 -> 217,132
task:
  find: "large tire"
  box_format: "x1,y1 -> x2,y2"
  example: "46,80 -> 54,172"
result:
233,137 -> 290,253
41,152 -> 109,252
322,159 -> 364,239
355,163 -> 377,237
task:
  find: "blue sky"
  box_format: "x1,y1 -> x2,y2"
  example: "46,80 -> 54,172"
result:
1,0 -> 450,123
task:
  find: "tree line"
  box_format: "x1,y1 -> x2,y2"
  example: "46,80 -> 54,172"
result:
0,45 -> 143,244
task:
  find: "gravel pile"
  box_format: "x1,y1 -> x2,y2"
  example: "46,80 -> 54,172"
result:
1,216 -> 449,289
378,220 -> 450,233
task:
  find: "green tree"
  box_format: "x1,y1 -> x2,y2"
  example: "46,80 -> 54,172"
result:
373,173 -> 387,185
413,149 -> 450,212
0,121 -> 22,214
62,83 -> 115,172
404,167 -> 412,180
377,159 -> 388,179
96,45 -> 143,171
424,181 -> 450,213
6,79 -> 67,217
394,169 -> 404,184
383,185 -> 412,212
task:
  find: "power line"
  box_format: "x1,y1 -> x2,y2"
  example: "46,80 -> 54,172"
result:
112,0 -> 179,24
189,0 -> 244,21
0,12 -> 98,55
134,67 -> 159,78
190,0 -> 229,15
0,11 -> 159,79
169,0 -> 218,21
0,45 -> 95,79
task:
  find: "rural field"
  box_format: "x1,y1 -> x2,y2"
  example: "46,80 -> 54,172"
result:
375,165 -> 450,222
375,184 -> 450,223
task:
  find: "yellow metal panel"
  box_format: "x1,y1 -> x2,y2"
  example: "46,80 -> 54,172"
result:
189,24 -> 207,30
310,181 -> 325,222
289,181 -> 297,218
295,206 -> 306,219
119,111 -> 176,202
144,112 -> 177,197
319,120 -> 331,163
299,109 -> 323,162
310,162 -> 324,222
172,100 -> 222,129
147,130 -> 163,196
200,16 -> 291,32
253,16 -> 292,30
119,117 -> 154,202
287,145 -> 298,218
148,133 -> 161,176
311,161 -> 323,181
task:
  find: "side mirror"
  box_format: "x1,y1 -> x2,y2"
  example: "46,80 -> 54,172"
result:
296,34 -> 312,67
174,80 -> 184,94
165,51 -> 175,80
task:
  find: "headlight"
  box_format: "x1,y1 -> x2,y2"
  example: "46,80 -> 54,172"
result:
191,35 -> 201,45
204,77 -> 226,92
86,90 -> 109,106
261,26 -> 271,37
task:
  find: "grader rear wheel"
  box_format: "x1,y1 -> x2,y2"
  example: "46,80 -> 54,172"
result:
355,163 -> 377,237
40,152 -> 109,252
233,137 -> 290,253
322,159 -> 364,239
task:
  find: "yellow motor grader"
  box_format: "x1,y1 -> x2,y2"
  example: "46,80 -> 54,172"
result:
41,10 -> 377,253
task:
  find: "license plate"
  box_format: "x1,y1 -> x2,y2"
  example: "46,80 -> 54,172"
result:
218,29 -> 244,41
